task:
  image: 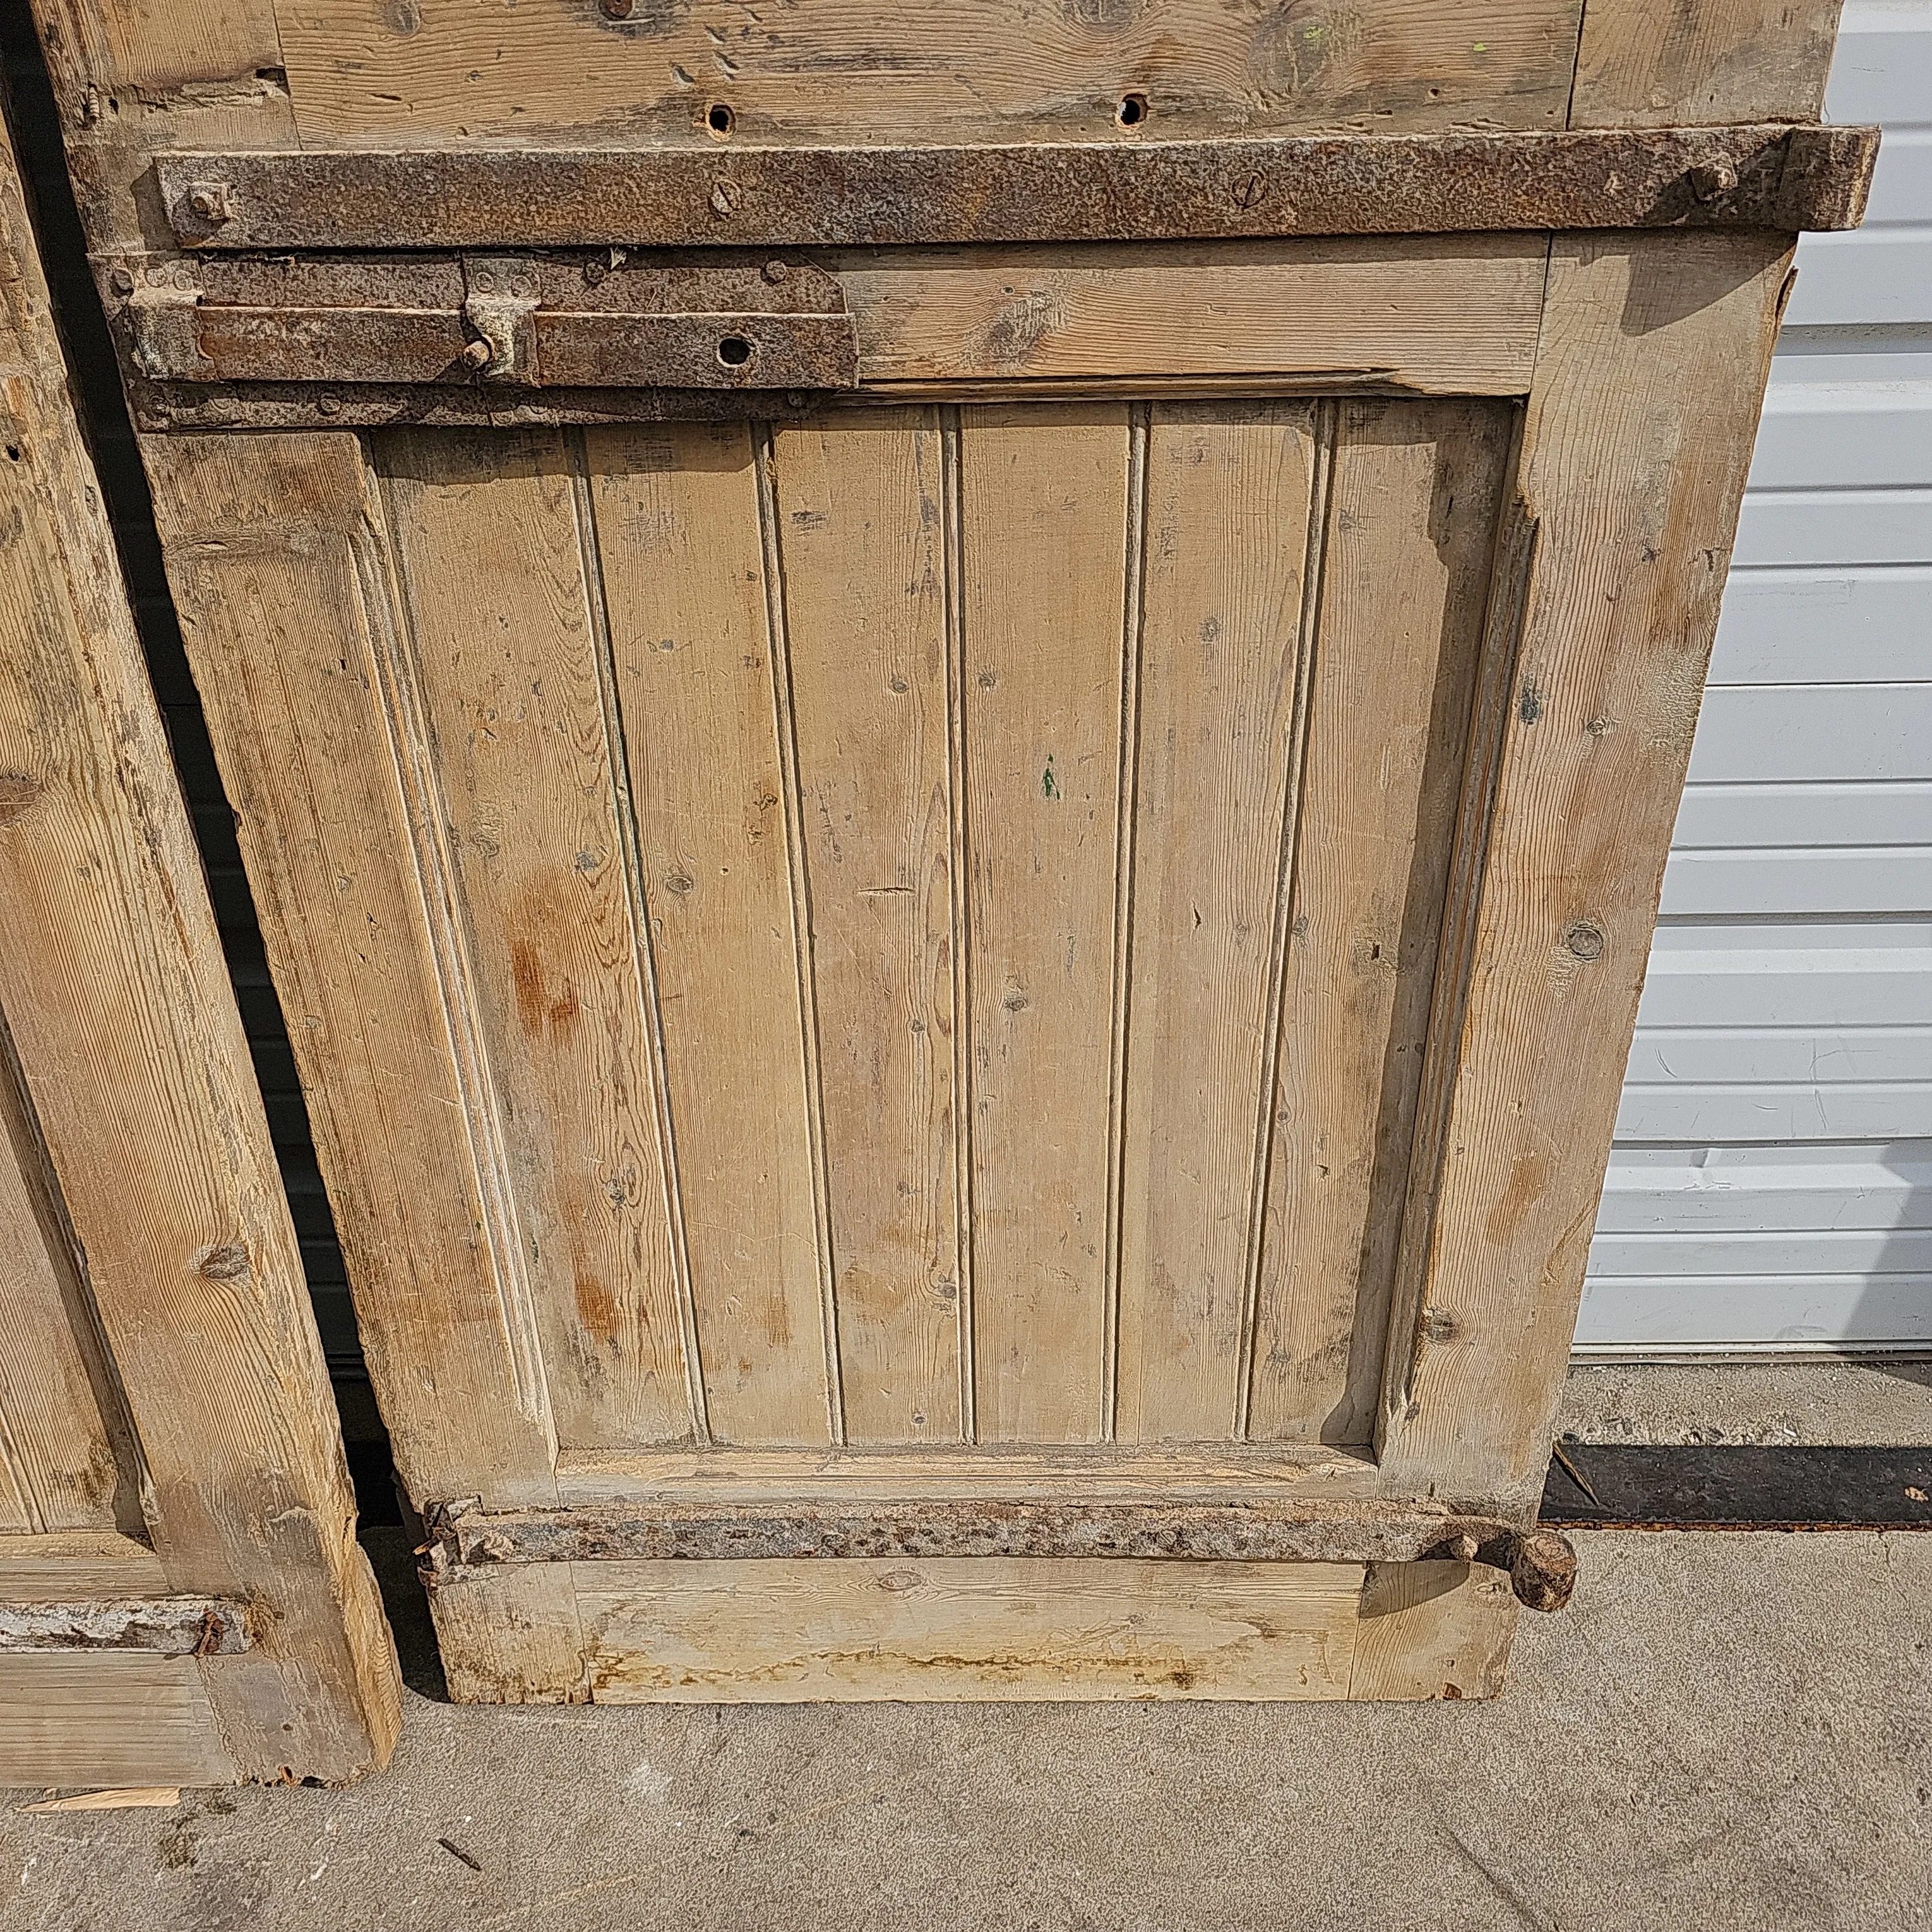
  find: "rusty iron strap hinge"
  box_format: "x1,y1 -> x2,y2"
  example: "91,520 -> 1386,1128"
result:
418,1497 -> 1580,1613
152,124 -> 1878,253
0,1595 -> 255,1655
120,251 -> 859,392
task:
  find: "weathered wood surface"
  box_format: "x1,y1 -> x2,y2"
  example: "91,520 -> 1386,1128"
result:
27,0 -> 1851,1707
145,431 -> 567,1508
1249,398 -> 1512,1446
577,1558 -> 1368,1702
425,1496 -> 1578,1611
0,106 -> 398,1778
1571,0 -> 1845,126
269,0 -> 1584,150
1378,231 -> 1796,1511
0,1654 -> 238,1787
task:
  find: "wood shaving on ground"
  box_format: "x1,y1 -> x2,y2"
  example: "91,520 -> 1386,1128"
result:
17,1787 -> 182,1813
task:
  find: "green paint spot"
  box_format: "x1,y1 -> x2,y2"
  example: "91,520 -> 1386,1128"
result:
1042,754 -> 1061,801
1472,40 -> 1487,51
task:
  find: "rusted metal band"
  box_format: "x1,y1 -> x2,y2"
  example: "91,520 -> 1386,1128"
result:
0,1595 -> 254,1655
420,1498 -> 1578,1612
155,124 -> 1876,254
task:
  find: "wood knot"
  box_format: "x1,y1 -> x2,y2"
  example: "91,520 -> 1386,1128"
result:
1563,922 -> 1606,961
1421,1306 -> 1459,1344
0,773 -> 42,826
196,1243 -> 251,1281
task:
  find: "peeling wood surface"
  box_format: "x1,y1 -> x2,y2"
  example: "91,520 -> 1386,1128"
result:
154,127 -> 1878,256
0,1597 -> 252,1656
424,1496 -> 1578,1611
0,104 -> 398,1779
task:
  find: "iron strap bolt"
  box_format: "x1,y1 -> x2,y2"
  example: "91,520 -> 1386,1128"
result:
599,0 -> 635,16
185,183 -> 232,224
761,259 -> 790,284
1687,160 -> 1739,201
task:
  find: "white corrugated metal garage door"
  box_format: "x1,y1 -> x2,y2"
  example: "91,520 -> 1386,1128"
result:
1578,1 -> 1932,1355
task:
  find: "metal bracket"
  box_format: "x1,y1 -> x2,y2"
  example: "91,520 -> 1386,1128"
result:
153,124 -> 1880,253
461,255 -> 540,382
111,248 -> 860,414
418,1496 -> 1580,1613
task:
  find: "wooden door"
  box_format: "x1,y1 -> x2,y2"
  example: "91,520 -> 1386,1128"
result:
30,0 -> 1869,1702
0,98 -> 398,1785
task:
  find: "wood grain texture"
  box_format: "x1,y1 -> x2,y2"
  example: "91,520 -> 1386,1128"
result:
28,1 -> 298,258
0,1530 -> 170,1599
33,0 -> 281,88
427,1569 -> 587,1705
1570,0 -> 1844,126
0,116 -> 397,1779
1112,402 -> 1316,1444
554,1443 -> 1379,1506
770,410 -> 963,1445
378,428 -> 691,1450
1378,233 -> 1794,1511
577,1558 -> 1364,1702
1347,1559 -> 1515,1699
273,0 -> 1583,150
842,239 -> 1547,398
592,422 -> 831,1447
0,1654 -> 236,1789
145,432 -> 561,1516
0,1038 -> 124,1536
958,405 -> 1131,1444
1248,398 -> 1512,1447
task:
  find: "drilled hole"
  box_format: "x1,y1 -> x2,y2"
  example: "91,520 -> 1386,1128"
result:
717,334 -> 754,367
707,101 -> 735,136
1116,92 -> 1148,127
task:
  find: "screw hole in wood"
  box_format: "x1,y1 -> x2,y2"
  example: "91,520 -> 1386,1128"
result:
707,102 -> 735,137
1116,92 -> 1148,127
717,334 -> 754,367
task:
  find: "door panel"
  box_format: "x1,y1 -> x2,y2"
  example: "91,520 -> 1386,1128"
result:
40,0 -> 1839,1705
161,399 -> 1512,1469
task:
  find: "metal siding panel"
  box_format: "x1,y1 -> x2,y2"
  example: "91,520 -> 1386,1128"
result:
1590,2 -> 1932,1351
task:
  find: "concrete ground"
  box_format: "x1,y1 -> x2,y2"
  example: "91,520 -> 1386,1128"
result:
6,1362 -> 1928,1931
1558,1356 -> 1932,1445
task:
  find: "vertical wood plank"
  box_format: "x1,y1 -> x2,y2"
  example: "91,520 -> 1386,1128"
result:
0,1036 -> 124,1535
958,404 -> 1131,1444
1112,402 -> 1317,1445
0,113 -> 398,1776
1570,0 -> 1843,125
592,422 -> 830,1447
1379,233 -> 1794,1510
378,428 -> 691,1450
771,410 -> 963,1444
1248,399 -> 1512,1447
144,431 -> 562,1513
